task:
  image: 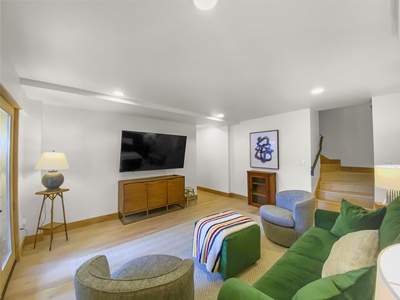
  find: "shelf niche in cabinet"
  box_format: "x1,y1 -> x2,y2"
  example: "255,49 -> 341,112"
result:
247,170 -> 276,207
118,174 -> 185,224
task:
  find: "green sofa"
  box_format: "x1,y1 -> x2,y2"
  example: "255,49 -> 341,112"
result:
218,198 -> 400,300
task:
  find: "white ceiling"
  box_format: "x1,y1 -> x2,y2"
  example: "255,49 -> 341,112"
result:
2,0 -> 400,126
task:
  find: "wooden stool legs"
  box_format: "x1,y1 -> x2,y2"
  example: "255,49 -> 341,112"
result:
185,187 -> 196,207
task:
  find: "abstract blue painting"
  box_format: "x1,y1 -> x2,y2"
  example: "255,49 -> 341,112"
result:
250,130 -> 279,169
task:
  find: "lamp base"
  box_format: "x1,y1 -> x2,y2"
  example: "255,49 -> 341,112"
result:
385,189 -> 400,205
42,171 -> 64,191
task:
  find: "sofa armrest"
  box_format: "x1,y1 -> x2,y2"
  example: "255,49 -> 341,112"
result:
217,278 -> 275,300
315,209 -> 339,230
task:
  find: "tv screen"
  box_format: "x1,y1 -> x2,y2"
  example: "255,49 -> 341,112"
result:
119,130 -> 187,172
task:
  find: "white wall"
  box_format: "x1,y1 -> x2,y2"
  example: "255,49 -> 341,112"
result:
319,102 -> 374,167
372,93 -> 400,202
196,126 -> 230,193
16,104 -> 196,234
17,101 -> 44,235
229,109 -> 313,197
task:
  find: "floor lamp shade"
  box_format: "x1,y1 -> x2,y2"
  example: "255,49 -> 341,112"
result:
35,151 -> 69,191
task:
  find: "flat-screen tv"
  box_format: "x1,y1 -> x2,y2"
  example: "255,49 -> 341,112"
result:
119,130 -> 187,172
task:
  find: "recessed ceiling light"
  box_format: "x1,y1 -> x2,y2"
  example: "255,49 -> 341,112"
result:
194,0 -> 218,10
216,113 -> 224,118
113,90 -> 124,97
206,116 -> 224,122
311,87 -> 325,95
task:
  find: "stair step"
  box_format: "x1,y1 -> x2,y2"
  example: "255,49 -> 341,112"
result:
320,164 -> 341,172
320,181 -> 374,194
316,199 -> 341,212
341,166 -> 374,173
320,156 -> 341,164
320,172 -> 374,182
317,190 -> 374,209
317,158 -> 375,212
316,198 -> 374,212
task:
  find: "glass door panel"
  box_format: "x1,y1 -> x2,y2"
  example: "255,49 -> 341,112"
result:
1,108 -> 11,267
0,97 -> 15,297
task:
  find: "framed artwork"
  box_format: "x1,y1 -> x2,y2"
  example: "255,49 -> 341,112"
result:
250,130 -> 279,169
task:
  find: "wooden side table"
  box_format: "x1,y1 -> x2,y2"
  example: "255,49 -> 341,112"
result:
34,188 -> 69,251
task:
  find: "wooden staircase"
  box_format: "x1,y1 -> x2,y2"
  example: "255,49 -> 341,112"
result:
316,156 -> 375,212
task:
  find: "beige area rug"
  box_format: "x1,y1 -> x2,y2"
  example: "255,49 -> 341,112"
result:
72,210 -> 287,300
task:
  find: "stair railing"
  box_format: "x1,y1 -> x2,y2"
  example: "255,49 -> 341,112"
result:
311,134 -> 324,176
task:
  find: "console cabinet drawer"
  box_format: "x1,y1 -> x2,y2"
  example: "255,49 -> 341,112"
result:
124,182 -> 147,213
118,175 -> 185,224
148,180 -> 168,209
168,177 -> 185,204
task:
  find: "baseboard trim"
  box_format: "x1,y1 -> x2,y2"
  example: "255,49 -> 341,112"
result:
197,186 -> 247,201
197,186 -> 230,197
229,193 -> 247,201
65,213 -> 119,232
20,235 -> 26,257
24,213 -> 119,245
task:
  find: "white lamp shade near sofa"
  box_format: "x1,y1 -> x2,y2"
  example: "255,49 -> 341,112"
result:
376,244 -> 400,299
375,165 -> 400,203
375,165 -> 400,190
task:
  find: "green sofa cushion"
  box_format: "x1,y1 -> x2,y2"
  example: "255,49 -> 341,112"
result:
314,209 -> 340,231
330,199 -> 386,238
252,227 -> 338,300
379,196 -> 400,251
217,278 -> 275,300
292,267 -> 376,300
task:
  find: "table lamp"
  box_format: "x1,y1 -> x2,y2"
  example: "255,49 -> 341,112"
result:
375,165 -> 400,204
35,150 -> 69,191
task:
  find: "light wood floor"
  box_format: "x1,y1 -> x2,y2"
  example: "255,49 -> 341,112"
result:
5,190 -> 259,300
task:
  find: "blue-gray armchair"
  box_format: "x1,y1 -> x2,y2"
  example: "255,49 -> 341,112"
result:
260,190 -> 315,247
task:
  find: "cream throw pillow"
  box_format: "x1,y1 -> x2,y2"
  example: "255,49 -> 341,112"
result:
322,230 -> 379,278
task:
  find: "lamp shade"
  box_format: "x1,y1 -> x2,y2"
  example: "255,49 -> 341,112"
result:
35,151 -> 69,171
375,244 -> 400,299
375,165 -> 400,190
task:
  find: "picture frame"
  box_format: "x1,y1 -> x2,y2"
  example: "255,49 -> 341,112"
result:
250,130 -> 279,169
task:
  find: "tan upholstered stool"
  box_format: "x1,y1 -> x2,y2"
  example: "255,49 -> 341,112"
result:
74,254 -> 194,300
185,187 -> 196,207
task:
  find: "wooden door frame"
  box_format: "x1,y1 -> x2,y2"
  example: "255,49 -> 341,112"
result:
0,84 -> 21,262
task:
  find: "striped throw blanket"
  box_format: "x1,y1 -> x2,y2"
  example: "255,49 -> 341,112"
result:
192,210 -> 258,273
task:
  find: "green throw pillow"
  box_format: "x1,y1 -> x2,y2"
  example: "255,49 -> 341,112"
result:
330,199 -> 386,238
379,196 -> 400,251
292,267 -> 373,300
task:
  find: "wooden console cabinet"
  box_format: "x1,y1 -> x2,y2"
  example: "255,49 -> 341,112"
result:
118,175 -> 185,224
247,170 -> 276,207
